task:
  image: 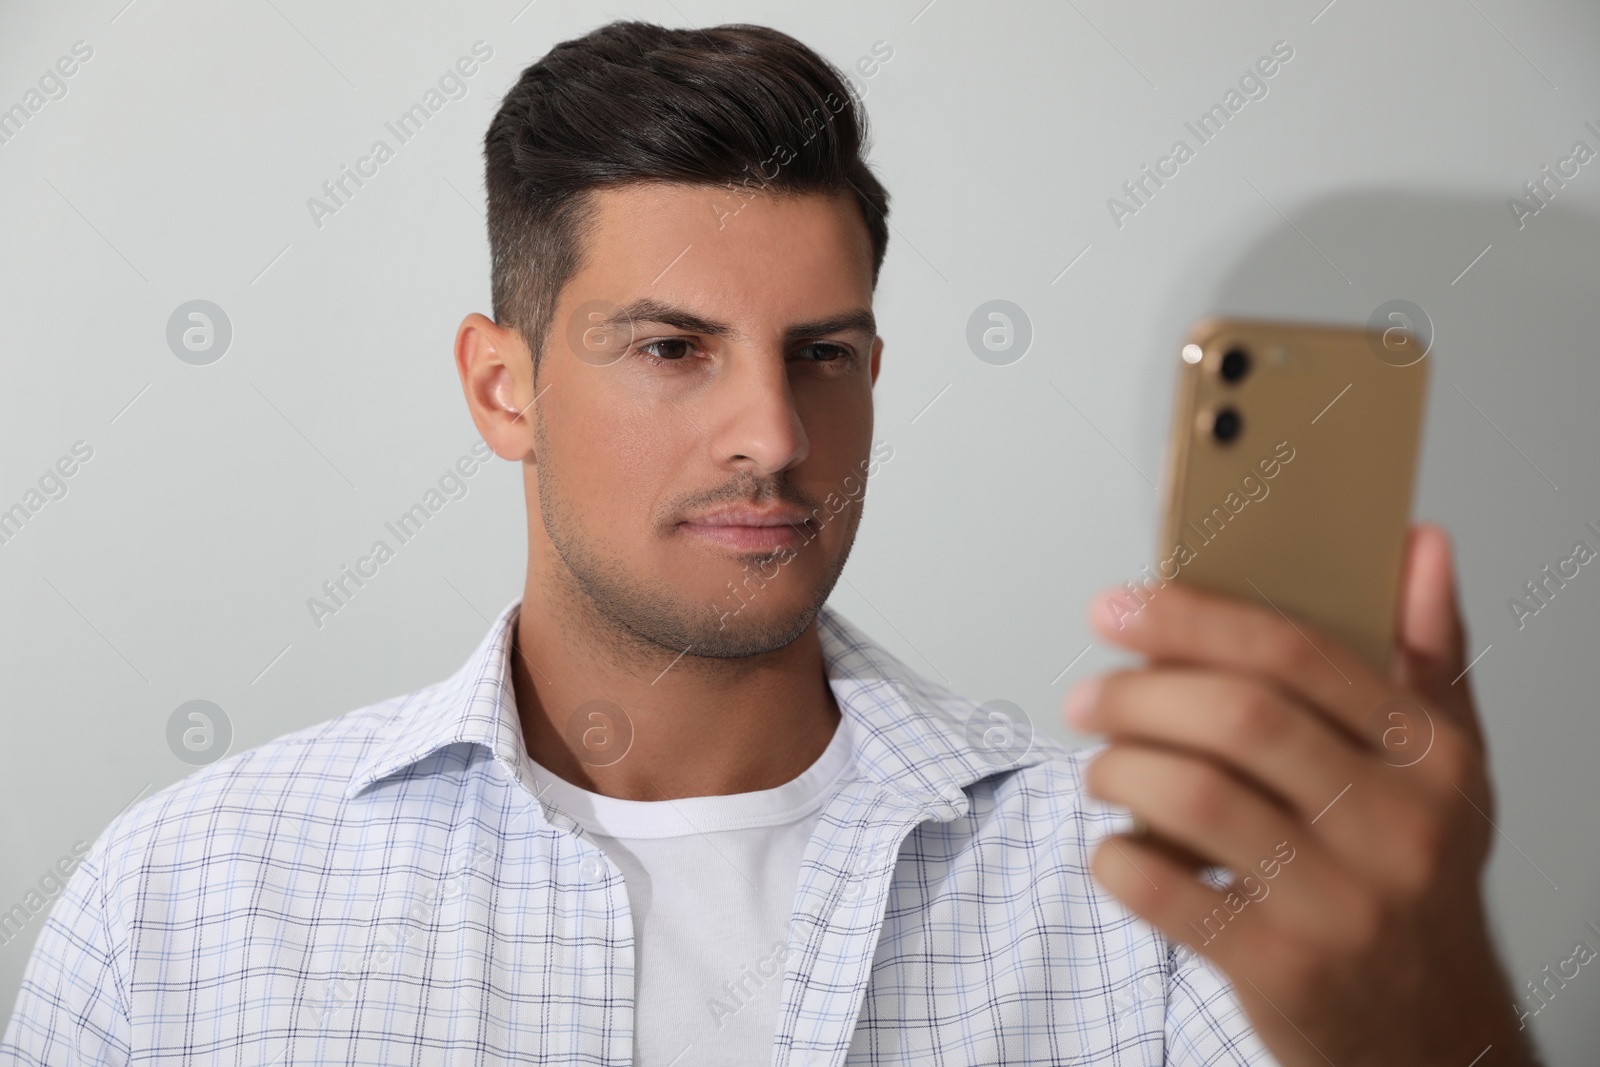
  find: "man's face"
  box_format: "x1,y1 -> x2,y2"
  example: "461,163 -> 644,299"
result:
530,182 -> 882,658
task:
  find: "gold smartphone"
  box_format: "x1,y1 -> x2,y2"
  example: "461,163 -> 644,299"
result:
1151,317 -> 1431,675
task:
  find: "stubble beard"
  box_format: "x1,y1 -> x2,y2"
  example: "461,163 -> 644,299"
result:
533,412 -> 860,662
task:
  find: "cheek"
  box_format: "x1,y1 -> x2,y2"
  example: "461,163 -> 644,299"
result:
793,366 -> 871,437
554,397 -> 692,527
608,409 -> 672,483
796,389 -> 874,492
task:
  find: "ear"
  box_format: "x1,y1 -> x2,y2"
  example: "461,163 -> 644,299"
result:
455,313 -> 536,462
869,334 -> 883,387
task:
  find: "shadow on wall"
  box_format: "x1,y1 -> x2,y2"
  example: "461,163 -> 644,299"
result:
1137,189 -> 1600,491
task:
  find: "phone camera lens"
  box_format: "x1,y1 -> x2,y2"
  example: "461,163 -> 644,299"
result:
1212,407 -> 1242,443
1220,347 -> 1250,382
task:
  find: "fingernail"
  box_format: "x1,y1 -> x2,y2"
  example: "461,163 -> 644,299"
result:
1089,586 -> 1140,636
1065,675 -> 1102,729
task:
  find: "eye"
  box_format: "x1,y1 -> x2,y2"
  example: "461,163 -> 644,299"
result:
795,342 -> 853,365
636,337 -> 697,364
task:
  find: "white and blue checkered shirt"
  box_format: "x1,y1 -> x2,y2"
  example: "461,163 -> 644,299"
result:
1,597 -> 1274,1065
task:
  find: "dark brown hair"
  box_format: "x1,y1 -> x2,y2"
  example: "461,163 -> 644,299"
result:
483,20 -> 891,376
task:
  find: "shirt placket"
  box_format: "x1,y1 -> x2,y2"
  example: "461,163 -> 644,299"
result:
772,785 -> 950,1067
502,751 -> 639,1066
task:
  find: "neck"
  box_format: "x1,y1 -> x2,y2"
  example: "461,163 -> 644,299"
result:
510,567 -> 842,802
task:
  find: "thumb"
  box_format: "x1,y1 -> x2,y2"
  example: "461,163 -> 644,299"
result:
1393,522 -> 1476,728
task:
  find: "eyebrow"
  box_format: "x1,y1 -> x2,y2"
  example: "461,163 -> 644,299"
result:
609,297 -> 877,346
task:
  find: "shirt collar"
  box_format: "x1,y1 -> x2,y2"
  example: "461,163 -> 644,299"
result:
346,597 -> 1055,822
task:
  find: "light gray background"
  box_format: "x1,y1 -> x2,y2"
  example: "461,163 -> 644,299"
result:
3,0 -> 1598,1060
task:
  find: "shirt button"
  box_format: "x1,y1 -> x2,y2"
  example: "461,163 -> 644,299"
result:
579,854 -> 606,882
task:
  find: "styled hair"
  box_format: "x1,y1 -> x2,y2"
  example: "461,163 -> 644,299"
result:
482,20 -> 891,376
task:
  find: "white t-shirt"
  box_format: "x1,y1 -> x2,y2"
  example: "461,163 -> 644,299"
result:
528,716 -> 856,1067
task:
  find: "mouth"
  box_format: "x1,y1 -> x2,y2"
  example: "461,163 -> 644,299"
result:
676,506 -> 817,553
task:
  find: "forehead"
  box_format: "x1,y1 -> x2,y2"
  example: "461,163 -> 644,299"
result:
572,182 -> 875,319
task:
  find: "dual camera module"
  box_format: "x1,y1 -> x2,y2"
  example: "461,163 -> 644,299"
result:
1211,346 -> 1250,443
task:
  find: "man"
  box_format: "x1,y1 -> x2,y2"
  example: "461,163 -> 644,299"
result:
1,19 -> 1539,1067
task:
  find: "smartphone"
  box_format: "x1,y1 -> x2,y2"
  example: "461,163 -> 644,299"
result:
1151,317 -> 1430,675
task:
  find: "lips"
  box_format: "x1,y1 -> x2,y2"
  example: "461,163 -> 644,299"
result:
677,505 -> 816,552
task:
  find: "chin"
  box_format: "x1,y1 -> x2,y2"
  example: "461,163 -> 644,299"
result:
690,597 -> 822,659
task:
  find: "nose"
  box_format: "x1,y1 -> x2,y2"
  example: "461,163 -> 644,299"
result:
704,350 -> 809,478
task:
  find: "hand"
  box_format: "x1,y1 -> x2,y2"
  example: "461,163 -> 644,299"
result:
1065,523 -> 1542,1066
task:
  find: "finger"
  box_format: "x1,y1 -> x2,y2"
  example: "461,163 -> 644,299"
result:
1087,578 -> 1390,741
1089,833 -> 1294,980
1394,523 -> 1482,745
1397,523 -> 1466,677
1077,671 -> 1462,891
1127,825 -> 1217,872
1083,744 -> 1339,932
1090,832 -> 1241,961
1068,668 -> 1411,871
